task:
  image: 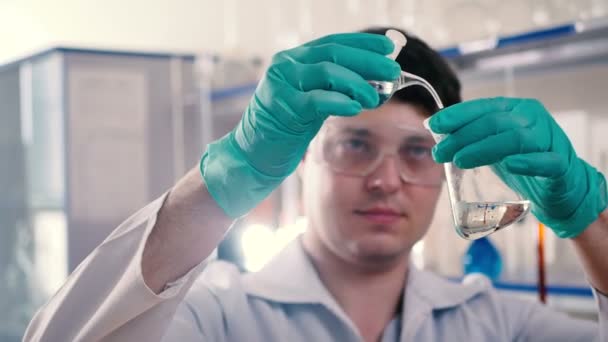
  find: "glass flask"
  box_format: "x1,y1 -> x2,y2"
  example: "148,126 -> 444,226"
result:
368,30 -> 531,240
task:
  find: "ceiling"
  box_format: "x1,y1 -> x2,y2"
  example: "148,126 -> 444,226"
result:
1,0 -> 606,64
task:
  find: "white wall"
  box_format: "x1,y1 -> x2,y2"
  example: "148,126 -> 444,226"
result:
2,0 -> 606,64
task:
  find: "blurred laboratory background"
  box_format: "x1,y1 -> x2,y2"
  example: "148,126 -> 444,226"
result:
2,0 -> 608,340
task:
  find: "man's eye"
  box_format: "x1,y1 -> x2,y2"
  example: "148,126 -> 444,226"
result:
402,145 -> 432,160
342,139 -> 370,152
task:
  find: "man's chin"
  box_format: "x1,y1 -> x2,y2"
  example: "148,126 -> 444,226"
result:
348,237 -> 408,265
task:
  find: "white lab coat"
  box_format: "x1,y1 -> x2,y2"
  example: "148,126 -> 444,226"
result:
24,192 -> 607,341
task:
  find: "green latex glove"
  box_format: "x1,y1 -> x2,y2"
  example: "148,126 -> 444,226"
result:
429,97 -> 607,238
201,33 -> 401,218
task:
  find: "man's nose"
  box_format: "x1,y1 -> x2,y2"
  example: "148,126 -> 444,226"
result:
365,154 -> 402,193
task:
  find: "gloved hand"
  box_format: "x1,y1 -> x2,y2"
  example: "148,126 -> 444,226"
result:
201,33 -> 401,218
429,97 -> 607,238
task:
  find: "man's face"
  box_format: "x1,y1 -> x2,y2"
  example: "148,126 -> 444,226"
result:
301,101 -> 443,267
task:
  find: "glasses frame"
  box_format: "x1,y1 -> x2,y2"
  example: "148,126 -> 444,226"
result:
312,120 -> 445,187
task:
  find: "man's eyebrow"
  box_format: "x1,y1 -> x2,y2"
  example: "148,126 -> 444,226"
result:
340,127 -> 372,136
402,135 -> 435,144
336,126 -> 434,143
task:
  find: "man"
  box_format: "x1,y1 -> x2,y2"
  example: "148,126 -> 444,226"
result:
25,28 -> 608,341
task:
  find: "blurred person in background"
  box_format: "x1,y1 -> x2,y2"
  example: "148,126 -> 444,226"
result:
24,27 -> 608,341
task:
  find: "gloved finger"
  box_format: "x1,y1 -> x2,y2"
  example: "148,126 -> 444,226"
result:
287,89 -> 363,120
432,111 -> 532,163
286,43 -> 401,81
301,33 -> 395,55
428,97 -> 521,134
275,61 -> 379,109
452,128 -> 543,168
503,153 -> 568,178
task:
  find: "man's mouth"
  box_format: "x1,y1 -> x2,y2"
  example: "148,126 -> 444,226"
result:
353,207 -> 405,224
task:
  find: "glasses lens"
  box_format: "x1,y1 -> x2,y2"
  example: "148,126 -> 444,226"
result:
320,122 -> 443,185
398,138 -> 442,185
322,128 -> 379,174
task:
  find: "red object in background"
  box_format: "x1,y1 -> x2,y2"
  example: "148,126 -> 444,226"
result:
537,222 -> 547,304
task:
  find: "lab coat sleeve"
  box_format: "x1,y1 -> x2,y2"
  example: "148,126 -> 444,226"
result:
23,191 -> 212,342
511,288 -> 606,341
161,261 -> 246,342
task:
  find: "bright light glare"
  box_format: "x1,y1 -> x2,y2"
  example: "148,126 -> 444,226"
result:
412,240 -> 425,269
33,210 -> 68,297
240,224 -> 276,272
240,217 -> 308,272
275,216 -> 307,248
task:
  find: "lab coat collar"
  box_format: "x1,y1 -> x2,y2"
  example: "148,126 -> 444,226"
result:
242,236 -> 333,305
242,236 -> 488,315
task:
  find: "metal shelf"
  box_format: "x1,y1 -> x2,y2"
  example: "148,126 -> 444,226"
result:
448,277 -> 593,297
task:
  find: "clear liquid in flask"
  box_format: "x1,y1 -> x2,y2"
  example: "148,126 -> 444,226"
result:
454,201 -> 530,240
